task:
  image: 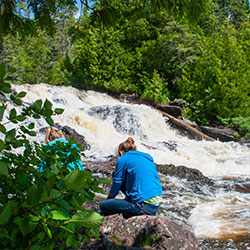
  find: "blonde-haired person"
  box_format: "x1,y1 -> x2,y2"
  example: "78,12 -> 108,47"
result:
37,127 -> 84,172
100,137 -> 162,219
45,126 -> 66,143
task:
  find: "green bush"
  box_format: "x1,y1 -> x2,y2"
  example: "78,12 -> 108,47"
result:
0,63 -> 106,249
230,117 -> 250,139
178,22 -> 250,125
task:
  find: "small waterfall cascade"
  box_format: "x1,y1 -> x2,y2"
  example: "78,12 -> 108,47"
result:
10,83 -> 250,247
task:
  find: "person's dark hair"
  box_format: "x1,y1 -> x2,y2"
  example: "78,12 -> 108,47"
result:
118,137 -> 137,155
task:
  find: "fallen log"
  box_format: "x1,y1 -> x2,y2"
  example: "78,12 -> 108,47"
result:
119,93 -> 215,141
159,110 -> 215,141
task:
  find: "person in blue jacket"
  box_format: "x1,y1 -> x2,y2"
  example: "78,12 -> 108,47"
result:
37,126 -> 84,172
100,137 -> 162,219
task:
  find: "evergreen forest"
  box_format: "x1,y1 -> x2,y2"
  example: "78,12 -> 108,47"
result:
1,0 -> 250,137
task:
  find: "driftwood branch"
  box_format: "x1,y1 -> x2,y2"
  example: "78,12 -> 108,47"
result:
119,93 -> 215,141
159,110 -> 215,141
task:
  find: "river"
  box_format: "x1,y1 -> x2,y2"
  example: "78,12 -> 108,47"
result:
13,83 -> 250,249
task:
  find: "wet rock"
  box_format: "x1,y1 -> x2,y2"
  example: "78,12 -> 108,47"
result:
156,164 -> 214,187
81,214 -> 199,250
234,183 -> 250,193
157,104 -> 183,118
85,157 -> 117,177
200,126 -> 235,142
88,105 -> 147,139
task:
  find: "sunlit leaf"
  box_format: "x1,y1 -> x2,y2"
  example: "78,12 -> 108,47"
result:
67,210 -> 103,228
50,210 -> 70,220
54,108 -> 64,115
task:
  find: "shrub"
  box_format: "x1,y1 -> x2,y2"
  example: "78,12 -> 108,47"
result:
0,63 -> 106,249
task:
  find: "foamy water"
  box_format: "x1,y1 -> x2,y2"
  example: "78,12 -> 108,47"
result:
11,83 -> 250,242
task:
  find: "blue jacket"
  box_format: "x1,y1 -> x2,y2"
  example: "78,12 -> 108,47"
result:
37,138 -> 84,172
110,150 -> 162,203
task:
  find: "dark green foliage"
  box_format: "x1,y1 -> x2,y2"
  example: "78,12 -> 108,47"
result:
230,117 -> 250,139
0,63 -> 106,249
1,0 -> 250,133
178,21 -> 250,125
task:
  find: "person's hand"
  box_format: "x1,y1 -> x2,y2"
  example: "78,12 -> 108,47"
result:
107,192 -> 115,199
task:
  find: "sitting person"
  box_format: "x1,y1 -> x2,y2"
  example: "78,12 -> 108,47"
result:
100,137 -> 162,219
37,126 -> 84,172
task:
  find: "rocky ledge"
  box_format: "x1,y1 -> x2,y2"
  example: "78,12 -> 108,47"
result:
81,158 -> 209,250
81,214 -> 199,250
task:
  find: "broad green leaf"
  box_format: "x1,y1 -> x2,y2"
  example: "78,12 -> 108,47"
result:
63,170 -> 87,191
16,115 -> 26,121
40,189 -> 61,202
43,224 -> 52,239
32,114 -> 41,119
34,99 -> 42,110
14,215 -> 39,236
45,116 -> 54,126
20,125 -> 28,133
27,185 -> 41,206
13,98 -> 22,106
10,95 -> 22,106
0,124 -> 6,134
0,139 -> 6,151
67,210 -> 103,228
54,108 -> 64,115
0,161 -> 9,176
0,202 -> 12,225
28,122 -> 35,129
28,131 -> 36,136
5,128 -> 16,142
9,108 -> 17,121
41,206 -> 51,218
50,210 -> 70,221
44,99 -> 52,110
42,108 -> 53,117
57,199 -> 71,210
17,91 -> 26,98
0,105 -> 6,121
66,235 -> 74,247
1,83 -> 11,93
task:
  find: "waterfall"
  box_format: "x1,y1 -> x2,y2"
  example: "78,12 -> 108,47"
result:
12,83 -> 250,246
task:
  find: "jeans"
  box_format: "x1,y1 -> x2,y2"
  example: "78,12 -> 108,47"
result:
100,198 -> 161,219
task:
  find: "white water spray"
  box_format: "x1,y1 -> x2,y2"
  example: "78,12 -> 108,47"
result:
12,83 -> 250,241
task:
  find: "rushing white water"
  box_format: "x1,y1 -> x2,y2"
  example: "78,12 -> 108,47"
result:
11,83 -> 250,242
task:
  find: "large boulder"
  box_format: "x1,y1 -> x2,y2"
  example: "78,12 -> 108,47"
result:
81,214 -> 199,250
200,126 -> 235,142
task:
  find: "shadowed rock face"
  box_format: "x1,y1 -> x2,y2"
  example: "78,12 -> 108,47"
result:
81,214 -> 199,250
